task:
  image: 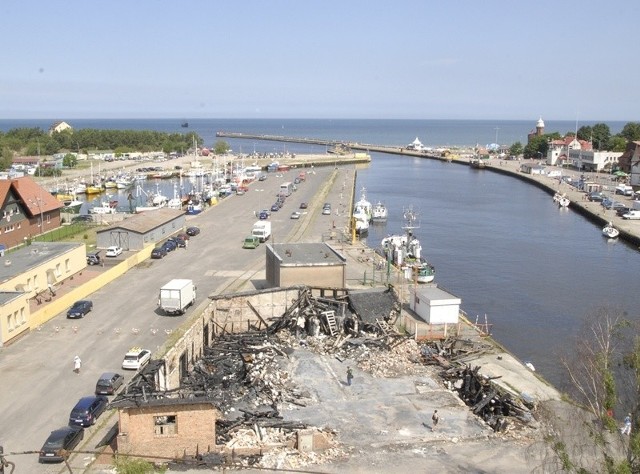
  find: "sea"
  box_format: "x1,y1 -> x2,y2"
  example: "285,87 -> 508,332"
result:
1,118 -> 637,391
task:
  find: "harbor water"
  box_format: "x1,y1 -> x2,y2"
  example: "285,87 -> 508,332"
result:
3,118 -> 638,390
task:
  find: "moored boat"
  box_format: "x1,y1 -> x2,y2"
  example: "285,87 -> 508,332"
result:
602,222 -> 620,239
61,200 -> 83,214
89,200 -> 118,214
380,208 -> 435,284
371,201 -> 388,223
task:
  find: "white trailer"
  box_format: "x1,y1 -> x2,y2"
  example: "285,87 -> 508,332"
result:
158,279 -> 196,315
252,221 -> 272,242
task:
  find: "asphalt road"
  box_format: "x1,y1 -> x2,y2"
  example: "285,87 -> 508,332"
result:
0,165 -> 346,472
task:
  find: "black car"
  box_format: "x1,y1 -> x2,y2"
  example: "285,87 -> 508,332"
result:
162,240 -> 177,252
186,226 -> 200,236
68,395 -> 109,427
66,300 -> 93,319
39,426 -> 84,463
588,192 -> 604,202
168,236 -> 186,248
151,247 -> 167,259
617,207 -> 633,217
95,372 -> 125,395
86,251 -> 101,265
71,215 -> 93,223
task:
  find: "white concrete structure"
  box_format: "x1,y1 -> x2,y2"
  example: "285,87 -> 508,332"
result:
409,285 -> 461,324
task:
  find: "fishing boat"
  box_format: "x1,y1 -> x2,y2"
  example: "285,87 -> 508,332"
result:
61,199 -> 83,214
116,177 -> 133,189
89,200 -> 118,214
371,201 -> 388,223
470,157 -> 486,169
354,187 -> 372,221
380,208 -> 435,283
602,222 -> 620,239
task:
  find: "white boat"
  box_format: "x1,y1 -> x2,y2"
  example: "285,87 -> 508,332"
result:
353,209 -> 370,236
558,196 -> 570,208
380,208 -> 435,283
61,200 -> 83,214
90,200 -> 118,214
371,201 -> 388,223
354,187 -> 372,221
602,222 -> 620,239
116,178 -> 133,189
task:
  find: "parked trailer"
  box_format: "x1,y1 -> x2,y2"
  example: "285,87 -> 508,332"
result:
158,279 -> 196,315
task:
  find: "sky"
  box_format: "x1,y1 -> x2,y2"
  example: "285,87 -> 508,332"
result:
1,0 -> 639,121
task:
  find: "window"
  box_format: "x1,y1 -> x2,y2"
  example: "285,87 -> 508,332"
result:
19,307 -> 25,324
64,259 -> 70,273
7,314 -> 14,331
154,415 -> 177,436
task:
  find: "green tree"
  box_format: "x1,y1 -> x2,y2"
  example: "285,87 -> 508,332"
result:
62,153 -> 77,168
509,141 -> 524,157
214,140 -> 230,155
524,135 -> 549,159
592,123 -> 611,151
620,123 -> 640,142
0,147 -> 14,170
609,136 -> 627,152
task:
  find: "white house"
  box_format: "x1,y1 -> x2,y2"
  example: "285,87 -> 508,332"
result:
48,121 -> 72,135
409,285 -> 461,324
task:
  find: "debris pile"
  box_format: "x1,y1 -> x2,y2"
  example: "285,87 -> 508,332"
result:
440,364 -> 535,432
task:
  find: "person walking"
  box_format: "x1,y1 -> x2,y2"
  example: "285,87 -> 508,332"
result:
346,367 -> 353,386
73,355 -> 82,374
622,413 -> 632,435
431,409 -> 439,431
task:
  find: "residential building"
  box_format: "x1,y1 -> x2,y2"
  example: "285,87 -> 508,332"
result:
0,176 -> 63,249
48,121 -> 72,135
619,141 -> 640,187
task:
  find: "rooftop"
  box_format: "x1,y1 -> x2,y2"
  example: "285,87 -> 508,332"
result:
0,242 -> 83,285
268,242 -> 346,266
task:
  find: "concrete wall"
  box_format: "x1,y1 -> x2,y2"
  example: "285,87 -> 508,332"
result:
118,402 -> 219,459
279,265 -> 344,288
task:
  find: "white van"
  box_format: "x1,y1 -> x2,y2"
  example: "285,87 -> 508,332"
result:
622,210 -> 640,220
615,184 -> 634,196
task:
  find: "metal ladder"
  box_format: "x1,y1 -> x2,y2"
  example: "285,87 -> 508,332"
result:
322,310 -> 338,336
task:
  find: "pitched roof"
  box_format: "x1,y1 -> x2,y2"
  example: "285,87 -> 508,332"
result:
2,176 -> 63,215
97,208 -> 185,235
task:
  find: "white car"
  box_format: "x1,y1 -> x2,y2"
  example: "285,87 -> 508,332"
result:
121,347 -> 151,370
105,246 -> 123,257
290,211 -> 301,220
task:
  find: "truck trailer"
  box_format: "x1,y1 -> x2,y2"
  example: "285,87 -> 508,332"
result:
158,279 -> 196,315
252,221 -> 272,242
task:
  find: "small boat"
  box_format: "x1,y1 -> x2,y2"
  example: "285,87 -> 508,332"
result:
85,184 -> 104,195
470,157 -> 486,169
90,200 -> 118,214
371,202 -> 388,223
61,200 -> 83,214
602,222 -> 620,239
558,196 -> 570,208
181,122 -> 189,128
104,180 -> 117,189
116,178 -> 133,189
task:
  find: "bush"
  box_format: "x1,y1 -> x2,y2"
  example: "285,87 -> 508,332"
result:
114,456 -> 163,474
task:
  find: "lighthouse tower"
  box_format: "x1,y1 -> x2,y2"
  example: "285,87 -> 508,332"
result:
536,117 -> 545,136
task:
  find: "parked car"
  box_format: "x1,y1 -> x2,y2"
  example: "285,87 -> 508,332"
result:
616,207 -> 633,217
622,210 -> 640,220
168,236 -> 186,248
39,426 -> 84,463
71,215 -> 93,223
242,235 -> 260,249
122,347 -> 151,370
68,395 -> 109,427
259,211 -> 269,220
105,246 -> 123,257
151,246 -> 167,259
95,372 -> 125,395
588,192 -> 604,202
258,174 -> 267,181
177,232 -> 190,241
162,240 -> 177,252
67,300 -> 93,319
290,211 -> 301,219
299,202 -> 308,209
86,251 -> 101,265
186,226 -> 200,236
270,203 -> 280,212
